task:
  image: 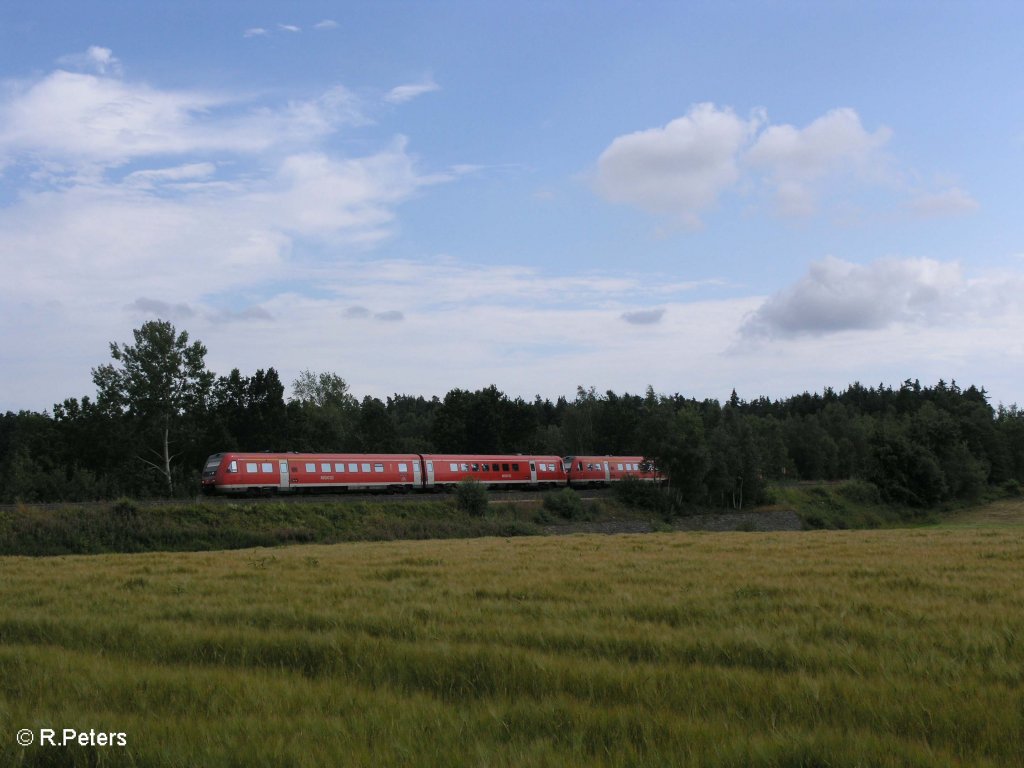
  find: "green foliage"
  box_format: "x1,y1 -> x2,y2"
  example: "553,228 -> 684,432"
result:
773,480 -> 928,529
3,319 -> 1024,507
542,487 -> 584,519
0,497 -> 548,556
613,476 -> 671,514
454,478 -> 488,517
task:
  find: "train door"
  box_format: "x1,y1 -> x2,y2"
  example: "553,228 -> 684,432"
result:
603,461 -> 610,482
425,460 -> 435,488
529,461 -> 537,486
413,460 -> 422,489
278,460 -> 290,491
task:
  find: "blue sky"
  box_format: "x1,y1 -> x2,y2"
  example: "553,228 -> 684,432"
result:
2,1 -> 1023,411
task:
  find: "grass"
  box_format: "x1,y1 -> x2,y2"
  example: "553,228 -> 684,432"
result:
0,498 -> 546,556
3,525 -> 1024,766
767,479 -> 941,529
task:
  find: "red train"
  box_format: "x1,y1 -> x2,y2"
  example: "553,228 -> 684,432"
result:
201,452 -> 659,495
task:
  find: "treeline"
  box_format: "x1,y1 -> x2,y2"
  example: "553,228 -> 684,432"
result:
1,320 -> 1023,507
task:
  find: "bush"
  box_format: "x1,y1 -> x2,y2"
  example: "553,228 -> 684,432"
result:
613,477 -> 670,514
542,488 -> 584,519
837,480 -> 882,505
454,479 -> 489,517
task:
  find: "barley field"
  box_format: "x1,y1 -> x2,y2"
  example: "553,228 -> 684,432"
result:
2,520 -> 1023,766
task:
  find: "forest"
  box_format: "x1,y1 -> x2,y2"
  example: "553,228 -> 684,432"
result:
2,320 -> 1023,508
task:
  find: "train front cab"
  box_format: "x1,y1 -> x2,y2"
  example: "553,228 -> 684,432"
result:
203,453 -> 290,495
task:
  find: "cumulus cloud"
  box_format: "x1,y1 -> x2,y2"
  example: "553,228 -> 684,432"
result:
745,108 -> 892,217
385,78 -> 440,104
595,103 -> 758,227
314,20 -> 339,30
621,308 -> 665,325
243,28 -> 269,38
740,256 -> 970,339
594,104 -> 965,223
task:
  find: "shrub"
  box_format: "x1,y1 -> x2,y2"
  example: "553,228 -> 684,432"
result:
454,479 -> 489,517
837,479 -> 882,505
613,477 -> 670,514
542,488 -> 584,520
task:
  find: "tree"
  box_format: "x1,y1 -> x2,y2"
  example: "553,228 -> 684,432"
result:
288,370 -> 358,450
92,320 -> 213,493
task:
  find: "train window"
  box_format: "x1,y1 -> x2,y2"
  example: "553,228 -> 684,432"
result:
617,463 -> 624,471
262,463 -> 273,473
502,463 -> 510,471
361,463 -> 371,473
512,463 -> 519,471
460,463 -> 469,472
471,463 -> 479,471
320,463 -> 330,472
335,464 -> 345,472
481,464 -> 489,472
578,462 -> 583,471
398,463 -> 408,473
246,462 -> 257,473
349,463 -> 358,472
374,464 -> 384,473
228,461 -> 238,473
305,463 -> 316,473
449,463 -> 458,472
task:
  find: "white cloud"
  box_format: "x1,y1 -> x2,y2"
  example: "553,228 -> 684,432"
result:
593,105 -> 962,223
0,69 -> 370,175
124,162 -> 217,187
385,78 -> 441,104
745,108 -> 892,217
738,255 -> 1023,340
907,186 -> 979,218
595,103 -> 758,227
244,28 -> 269,38
57,46 -> 123,76
278,24 -> 301,33
270,142 -> 426,241
314,20 -> 339,30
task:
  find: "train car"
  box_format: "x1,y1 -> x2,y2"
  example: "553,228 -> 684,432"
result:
564,455 -> 660,486
201,452 -> 423,494
421,454 -> 565,489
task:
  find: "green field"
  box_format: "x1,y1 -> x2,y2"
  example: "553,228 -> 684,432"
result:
2,508 -> 1024,766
